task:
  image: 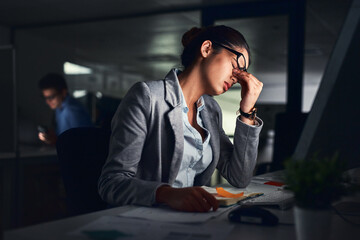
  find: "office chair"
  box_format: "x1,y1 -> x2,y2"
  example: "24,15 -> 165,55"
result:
56,127 -> 110,216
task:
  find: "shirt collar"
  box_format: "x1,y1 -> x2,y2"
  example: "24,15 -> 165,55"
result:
196,96 -> 205,112
164,68 -> 183,108
179,88 -> 205,114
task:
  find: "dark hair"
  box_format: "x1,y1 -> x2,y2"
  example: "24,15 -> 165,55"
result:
38,73 -> 68,92
181,25 -> 250,69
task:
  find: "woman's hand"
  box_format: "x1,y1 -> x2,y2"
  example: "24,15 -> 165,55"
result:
156,185 -> 219,212
232,69 -> 263,113
232,69 -> 263,124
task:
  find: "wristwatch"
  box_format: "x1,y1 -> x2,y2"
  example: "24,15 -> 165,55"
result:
237,107 -> 257,120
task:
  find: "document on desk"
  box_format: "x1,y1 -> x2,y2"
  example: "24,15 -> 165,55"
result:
119,205 -> 235,223
70,215 -> 234,240
201,186 -> 263,206
242,181 -> 294,210
207,180 -> 294,210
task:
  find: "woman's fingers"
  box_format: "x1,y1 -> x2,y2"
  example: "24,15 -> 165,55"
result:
158,186 -> 219,212
182,187 -> 216,212
197,187 -> 219,211
232,69 -> 263,113
190,191 -> 212,212
190,187 -> 218,212
234,70 -> 263,91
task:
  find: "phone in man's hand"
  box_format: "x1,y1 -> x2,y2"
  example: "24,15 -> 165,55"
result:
37,125 -> 48,134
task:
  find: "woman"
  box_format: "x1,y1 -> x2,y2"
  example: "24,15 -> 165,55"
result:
98,25 -> 263,212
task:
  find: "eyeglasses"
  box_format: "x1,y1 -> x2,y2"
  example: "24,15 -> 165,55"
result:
42,94 -> 58,101
212,42 -> 247,72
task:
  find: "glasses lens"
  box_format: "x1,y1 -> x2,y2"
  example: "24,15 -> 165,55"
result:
237,54 -> 246,71
43,94 -> 57,101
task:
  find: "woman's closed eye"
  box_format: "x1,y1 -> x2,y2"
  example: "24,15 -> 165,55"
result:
231,58 -> 237,69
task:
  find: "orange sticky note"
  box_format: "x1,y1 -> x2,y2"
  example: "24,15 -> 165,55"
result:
216,187 -> 244,198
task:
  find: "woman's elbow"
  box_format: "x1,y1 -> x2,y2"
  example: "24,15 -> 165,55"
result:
228,174 -> 252,188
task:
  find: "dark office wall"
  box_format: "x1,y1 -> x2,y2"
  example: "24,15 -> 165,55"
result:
0,27 -> 13,152
15,30 -> 75,137
0,26 -> 12,235
0,48 -> 14,152
0,26 -> 10,45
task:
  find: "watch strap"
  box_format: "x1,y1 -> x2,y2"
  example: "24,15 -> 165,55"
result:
238,107 -> 257,120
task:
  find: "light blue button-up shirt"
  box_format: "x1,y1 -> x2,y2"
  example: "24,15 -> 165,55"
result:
172,90 -> 213,188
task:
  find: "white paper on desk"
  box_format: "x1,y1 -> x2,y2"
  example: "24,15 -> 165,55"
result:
246,181 -> 282,193
119,206 -> 234,223
241,182 -> 294,209
70,215 -> 234,240
203,182 -> 293,209
252,170 -> 285,182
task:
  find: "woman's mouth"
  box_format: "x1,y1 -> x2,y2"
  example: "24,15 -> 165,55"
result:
224,82 -> 231,91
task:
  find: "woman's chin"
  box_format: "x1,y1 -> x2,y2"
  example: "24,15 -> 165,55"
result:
207,86 -> 226,96
214,89 -> 225,96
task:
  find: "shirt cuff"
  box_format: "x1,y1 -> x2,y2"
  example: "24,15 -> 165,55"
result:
237,116 -> 263,128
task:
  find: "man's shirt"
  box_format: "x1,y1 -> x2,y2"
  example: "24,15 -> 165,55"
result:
55,95 -> 93,135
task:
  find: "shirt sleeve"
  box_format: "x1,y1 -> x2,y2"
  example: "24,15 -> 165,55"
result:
216,112 -> 263,188
237,116 -> 261,127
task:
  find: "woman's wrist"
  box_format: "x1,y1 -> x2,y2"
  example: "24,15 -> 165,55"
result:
237,106 -> 257,125
239,115 -> 255,125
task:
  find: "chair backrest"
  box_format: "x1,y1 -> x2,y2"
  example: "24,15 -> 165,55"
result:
56,127 -> 110,216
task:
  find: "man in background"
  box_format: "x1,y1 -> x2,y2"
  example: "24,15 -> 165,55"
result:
38,73 -> 93,145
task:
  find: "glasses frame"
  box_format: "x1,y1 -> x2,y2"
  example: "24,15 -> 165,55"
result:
212,41 -> 247,72
42,93 -> 59,101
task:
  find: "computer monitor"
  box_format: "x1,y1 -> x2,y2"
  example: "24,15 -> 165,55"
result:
293,0 -> 360,169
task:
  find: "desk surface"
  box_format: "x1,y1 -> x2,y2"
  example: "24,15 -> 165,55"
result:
4,171 -> 360,240
4,204 -> 359,240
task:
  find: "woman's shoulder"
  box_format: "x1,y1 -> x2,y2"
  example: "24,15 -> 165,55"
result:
127,80 -> 165,99
121,80 -> 166,108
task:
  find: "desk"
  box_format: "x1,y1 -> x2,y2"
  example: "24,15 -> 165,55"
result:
4,205 -> 289,240
4,171 -> 360,240
4,204 -> 360,240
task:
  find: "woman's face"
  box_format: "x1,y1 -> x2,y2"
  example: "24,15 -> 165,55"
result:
200,43 -> 249,96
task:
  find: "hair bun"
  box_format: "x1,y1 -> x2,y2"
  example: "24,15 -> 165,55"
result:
181,27 -> 203,47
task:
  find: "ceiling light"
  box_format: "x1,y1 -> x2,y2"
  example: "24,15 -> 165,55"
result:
64,62 -> 93,74
73,90 -> 87,98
